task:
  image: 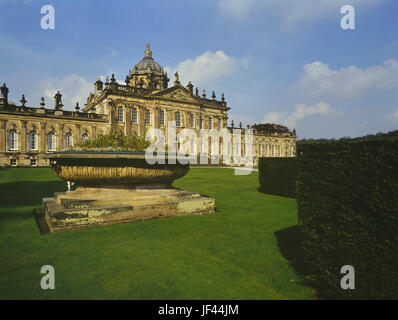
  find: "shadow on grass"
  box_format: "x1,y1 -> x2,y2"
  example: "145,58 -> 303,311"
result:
0,180 -> 66,208
274,226 -> 312,277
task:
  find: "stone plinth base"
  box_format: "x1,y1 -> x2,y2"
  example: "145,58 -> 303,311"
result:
38,187 -> 215,233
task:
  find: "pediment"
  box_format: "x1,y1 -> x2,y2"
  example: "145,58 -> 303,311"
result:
151,86 -> 200,104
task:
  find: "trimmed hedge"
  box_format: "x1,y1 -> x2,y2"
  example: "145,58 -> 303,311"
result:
258,158 -> 297,198
297,139 -> 398,299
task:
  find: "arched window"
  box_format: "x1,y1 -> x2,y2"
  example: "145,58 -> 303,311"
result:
208,116 -> 212,129
218,118 -> 222,130
259,144 -> 263,156
145,109 -> 151,125
28,131 -> 38,150
190,114 -> 194,128
117,106 -> 124,122
271,145 -> 275,157
131,107 -> 137,124
200,115 -> 203,129
48,132 -> 56,151
81,133 -> 88,142
8,129 -> 18,151
175,111 -> 181,127
65,133 -> 73,148
159,109 -> 165,126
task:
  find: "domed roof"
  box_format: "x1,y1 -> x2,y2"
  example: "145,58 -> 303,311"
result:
133,44 -> 164,74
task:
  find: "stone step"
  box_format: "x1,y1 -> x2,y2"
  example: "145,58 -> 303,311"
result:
42,192 -> 215,233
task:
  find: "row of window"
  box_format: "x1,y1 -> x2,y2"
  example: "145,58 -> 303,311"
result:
7,130 -> 88,151
117,107 -> 222,129
258,144 -> 295,157
9,158 -> 37,167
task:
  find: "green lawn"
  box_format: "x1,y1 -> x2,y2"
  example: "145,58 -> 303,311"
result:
0,167 -> 315,300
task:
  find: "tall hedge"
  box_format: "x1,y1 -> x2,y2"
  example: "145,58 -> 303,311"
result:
258,157 -> 297,198
297,139 -> 398,299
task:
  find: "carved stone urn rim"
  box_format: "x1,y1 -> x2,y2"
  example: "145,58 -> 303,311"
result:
45,151 -> 190,161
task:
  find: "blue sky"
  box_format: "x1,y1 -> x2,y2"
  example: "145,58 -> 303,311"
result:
0,0 -> 397,139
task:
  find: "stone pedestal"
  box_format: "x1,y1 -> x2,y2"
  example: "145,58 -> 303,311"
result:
38,187 -> 215,233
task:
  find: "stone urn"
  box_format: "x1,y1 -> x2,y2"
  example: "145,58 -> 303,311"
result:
35,152 -> 215,234
48,151 -> 189,188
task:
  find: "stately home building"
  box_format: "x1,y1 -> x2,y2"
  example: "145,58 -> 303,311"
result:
0,44 -> 296,167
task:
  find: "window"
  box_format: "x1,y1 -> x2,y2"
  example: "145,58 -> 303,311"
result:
175,111 -> 181,127
30,159 -> 37,166
218,118 -> 222,130
190,114 -> 194,128
200,115 -> 203,129
81,134 -> 88,142
65,133 -> 73,148
48,132 -> 56,151
265,144 -> 268,157
117,107 -> 124,122
208,116 -> 212,129
271,145 -> 275,157
235,142 -> 240,156
8,130 -> 18,151
28,131 -> 38,150
145,109 -> 151,125
259,144 -> 263,156
278,145 -> 281,157
159,109 -> 165,126
131,107 -> 138,124
10,159 -> 17,166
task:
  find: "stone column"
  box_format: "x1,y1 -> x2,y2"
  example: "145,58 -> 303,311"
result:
75,124 -> 81,144
0,119 -> 6,152
58,124 -> 64,151
138,106 -> 145,136
40,122 -> 46,153
153,107 -> 160,129
21,120 -> 27,153
125,106 -> 132,136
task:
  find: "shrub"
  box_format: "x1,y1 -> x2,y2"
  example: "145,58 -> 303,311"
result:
258,157 -> 297,198
71,131 -> 151,152
297,139 -> 398,299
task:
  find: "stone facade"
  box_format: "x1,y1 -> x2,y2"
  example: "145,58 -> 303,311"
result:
0,44 -> 296,167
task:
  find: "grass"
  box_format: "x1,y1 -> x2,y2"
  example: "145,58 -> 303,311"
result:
0,167 -> 315,300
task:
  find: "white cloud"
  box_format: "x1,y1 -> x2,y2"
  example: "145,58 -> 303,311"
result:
218,0 -> 256,22
263,102 -> 338,128
297,59 -> 398,99
218,0 -> 381,27
387,109 -> 398,120
37,74 -> 92,110
165,50 -> 249,87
